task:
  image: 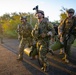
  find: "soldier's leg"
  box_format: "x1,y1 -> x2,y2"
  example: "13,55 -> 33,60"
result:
62,45 -> 71,63
62,39 -> 69,63
30,44 -> 37,60
48,39 -> 54,55
17,38 -> 26,60
59,48 -> 64,54
18,34 -> 22,42
59,36 -> 64,54
65,45 -> 71,56
39,45 -> 49,72
27,38 -> 36,59
64,35 -> 75,60
63,37 -> 73,63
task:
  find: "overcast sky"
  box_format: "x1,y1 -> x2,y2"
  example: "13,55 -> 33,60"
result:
0,0 -> 76,21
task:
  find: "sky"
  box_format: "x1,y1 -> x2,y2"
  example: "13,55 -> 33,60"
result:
0,0 -> 76,21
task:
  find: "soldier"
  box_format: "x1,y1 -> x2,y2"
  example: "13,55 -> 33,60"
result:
17,16 -> 33,61
58,8 -> 76,63
32,10 -> 55,72
0,24 -> 3,44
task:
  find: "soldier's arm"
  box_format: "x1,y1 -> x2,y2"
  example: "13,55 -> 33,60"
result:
17,25 -> 20,33
17,24 -> 22,35
31,24 -> 38,37
47,22 -> 55,37
58,20 -> 65,37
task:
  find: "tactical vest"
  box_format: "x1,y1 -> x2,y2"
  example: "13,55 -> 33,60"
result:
19,23 -> 32,38
63,17 -> 76,34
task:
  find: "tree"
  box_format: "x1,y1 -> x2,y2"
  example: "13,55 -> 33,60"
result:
0,12 -> 37,38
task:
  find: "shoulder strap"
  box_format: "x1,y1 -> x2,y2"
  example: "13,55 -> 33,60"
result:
63,18 -> 68,30
63,17 -> 76,33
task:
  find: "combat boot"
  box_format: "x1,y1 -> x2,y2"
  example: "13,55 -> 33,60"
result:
41,63 -> 50,72
17,55 -> 23,61
62,53 -> 66,60
17,58 -> 23,61
62,54 -> 69,63
64,59 -> 69,63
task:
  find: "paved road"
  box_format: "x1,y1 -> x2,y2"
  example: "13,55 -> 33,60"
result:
1,38 -> 76,75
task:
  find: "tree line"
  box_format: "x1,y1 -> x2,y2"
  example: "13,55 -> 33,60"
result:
0,8 -> 67,38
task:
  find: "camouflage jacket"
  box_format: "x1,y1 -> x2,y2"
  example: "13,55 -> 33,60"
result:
58,17 -> 76,36
17,23 -> 32,38
31,18 -> 55,40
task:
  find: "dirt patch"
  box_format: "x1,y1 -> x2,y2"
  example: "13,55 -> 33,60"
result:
0,45 -> 32,75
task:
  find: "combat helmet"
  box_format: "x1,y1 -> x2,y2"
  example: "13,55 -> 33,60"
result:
66,8 -> 75,14
20,16 -> 27,20
36,10 -> 44,15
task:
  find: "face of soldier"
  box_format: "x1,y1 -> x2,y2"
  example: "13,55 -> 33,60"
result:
21,19 -> 27,24
67,12 -> 74,18
36,13 -> 44,19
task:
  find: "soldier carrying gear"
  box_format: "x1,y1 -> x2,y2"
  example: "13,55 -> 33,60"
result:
58,8 -> 76,63
32,5 -> 55,72
17,16 -> 33,61
17,16 -> 27,41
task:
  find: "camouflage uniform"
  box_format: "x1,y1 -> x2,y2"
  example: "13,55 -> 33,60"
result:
58,8 -> 76,62
0,24 -> 3,43
32,11 -> 55,71
17,24 -> 22,41
48,23 -> 55,46
17,16 -> 33,60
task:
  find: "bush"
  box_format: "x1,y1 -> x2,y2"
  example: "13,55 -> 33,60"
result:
4,30 -> 17,39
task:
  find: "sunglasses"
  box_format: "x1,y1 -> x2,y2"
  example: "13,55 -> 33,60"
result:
68,12 -> 74,14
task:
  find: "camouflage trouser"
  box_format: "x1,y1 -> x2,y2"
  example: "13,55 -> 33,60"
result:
59,36 -> 64,53
37,40 -> 49,67
18,37 -> 33,59
64,34 -> 75,56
